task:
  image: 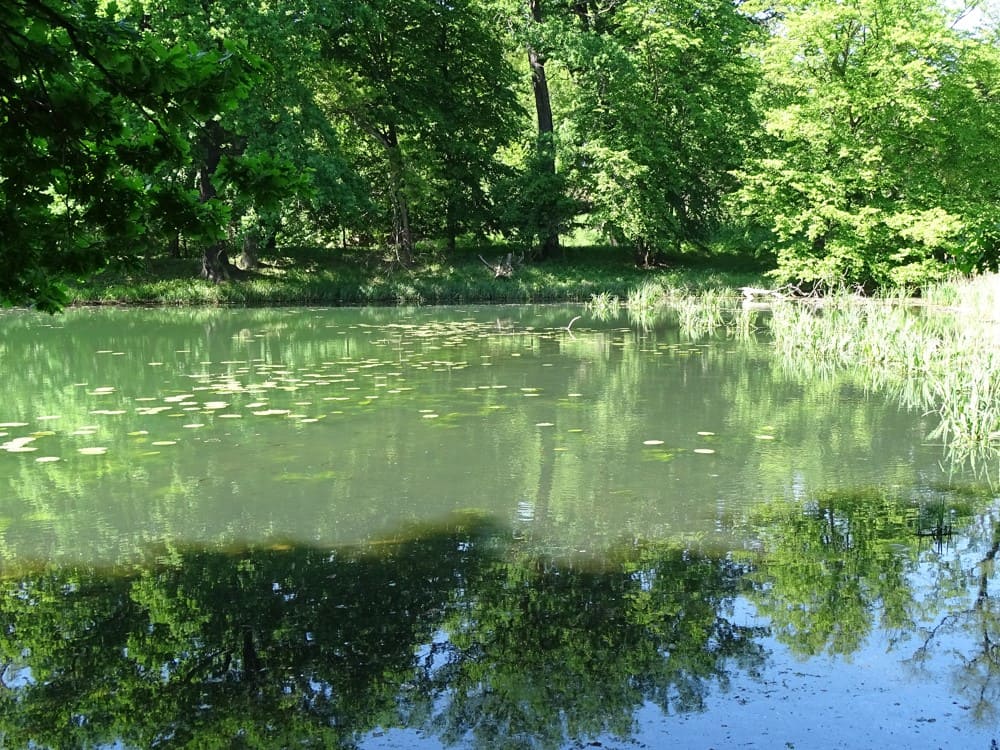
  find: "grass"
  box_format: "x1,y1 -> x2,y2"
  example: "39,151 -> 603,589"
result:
65,244 -> 767,308
761,275 -> 1000,467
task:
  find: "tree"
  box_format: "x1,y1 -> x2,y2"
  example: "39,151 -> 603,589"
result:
0,0 -> 260,311
562,0 -> 762,264
316,0 -> 520,264
735,0 -> 1000,290
131,0 -> 318,281
523,0 -> 564,258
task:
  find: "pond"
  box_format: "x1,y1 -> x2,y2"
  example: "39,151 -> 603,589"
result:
0,305 -> 997,749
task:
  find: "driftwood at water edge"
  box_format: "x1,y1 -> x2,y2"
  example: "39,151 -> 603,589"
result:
479,252 -> 521,278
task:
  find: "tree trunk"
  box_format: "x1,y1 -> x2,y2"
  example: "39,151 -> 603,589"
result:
198,120 -> 236,282
201,243 -> 231,282
446,192 -> 459,253
239,232 -> 259,271
528,0 -> 561,260
385,124 -> 414,266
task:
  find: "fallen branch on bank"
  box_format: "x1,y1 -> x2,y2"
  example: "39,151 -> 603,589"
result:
739,286 -> 787,302
479,252 -> 520,278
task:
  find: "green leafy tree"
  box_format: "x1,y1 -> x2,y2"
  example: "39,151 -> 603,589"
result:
0,0 -> 258,310
315,0 -> 520,264
562,0 -> 762,264
130,0 -> 322,281
736,0 -> 1000,289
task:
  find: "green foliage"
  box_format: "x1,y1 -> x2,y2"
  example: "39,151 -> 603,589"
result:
0,0 -> 261,310
316,0 -> 522,259
493,141 -> 580,252
736,0 -> 1000,290
560,0 -> 763,257
4,0 -> 1000,308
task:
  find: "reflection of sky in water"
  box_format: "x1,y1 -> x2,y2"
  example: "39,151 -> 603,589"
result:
650,525 -> 1000,750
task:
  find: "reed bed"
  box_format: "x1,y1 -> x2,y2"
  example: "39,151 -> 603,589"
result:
764,275 -> 1000,467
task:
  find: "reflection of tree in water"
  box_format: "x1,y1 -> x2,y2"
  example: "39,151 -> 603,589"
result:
742,489 -> 939,656
425,541 -> 766,750
0,515 -> 499,749
744,486 -> 1000,728
0,520 -> 767,750
912,510 -> 1000,724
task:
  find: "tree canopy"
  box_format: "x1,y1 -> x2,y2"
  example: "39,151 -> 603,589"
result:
3,0 -> 999,310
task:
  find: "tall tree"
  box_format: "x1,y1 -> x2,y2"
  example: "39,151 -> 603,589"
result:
561,0 -> 762,263
0,0 -> 258,310
317,0 -> 520,264
488,0 -> 580,259
526,0 -> 563,258
736,0 -> 1000,289
132,0 -> 317,281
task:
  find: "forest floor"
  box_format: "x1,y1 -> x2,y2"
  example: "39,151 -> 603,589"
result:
66,244 -> 769,307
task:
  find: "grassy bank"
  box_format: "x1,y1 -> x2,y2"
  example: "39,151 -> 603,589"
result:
65,244 -> 767,307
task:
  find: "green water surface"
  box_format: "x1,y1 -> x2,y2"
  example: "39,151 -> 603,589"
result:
0,306 -> 996,749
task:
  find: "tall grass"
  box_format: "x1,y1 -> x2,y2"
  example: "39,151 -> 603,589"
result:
765,276 -> 1000,470
615,278 -> 744,335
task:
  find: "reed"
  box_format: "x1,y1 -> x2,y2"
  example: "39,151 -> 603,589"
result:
586,291 -> 621,320
765,277 -> 1000,464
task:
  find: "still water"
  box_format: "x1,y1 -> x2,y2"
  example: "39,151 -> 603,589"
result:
0,305 -> 997,749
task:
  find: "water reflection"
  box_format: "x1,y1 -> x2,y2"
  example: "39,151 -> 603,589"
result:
4,492 -> 1000,749
0,515 -> 764,749
3,306 -> 1000,747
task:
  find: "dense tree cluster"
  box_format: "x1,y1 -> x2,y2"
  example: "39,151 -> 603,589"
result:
2,0 -> 999,309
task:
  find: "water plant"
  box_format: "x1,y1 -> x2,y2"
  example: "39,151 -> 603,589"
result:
586,291 -> 621,319
763,275 -> 1000,473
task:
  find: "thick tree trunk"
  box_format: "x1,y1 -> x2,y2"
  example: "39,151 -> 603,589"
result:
528,0 -> 560,260
201,243 -> 231,282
